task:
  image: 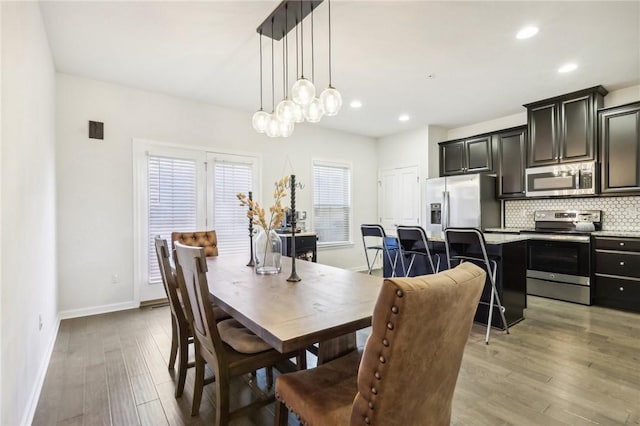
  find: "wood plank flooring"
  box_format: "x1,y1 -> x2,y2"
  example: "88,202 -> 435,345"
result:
33,296 -> 640,425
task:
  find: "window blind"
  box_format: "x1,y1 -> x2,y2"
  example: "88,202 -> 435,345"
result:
313,163 -> 351,244
147,155 -> 197,283
213,160 -> 254,255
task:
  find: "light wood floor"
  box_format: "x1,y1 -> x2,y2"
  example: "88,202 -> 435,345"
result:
33,296 -> 640,426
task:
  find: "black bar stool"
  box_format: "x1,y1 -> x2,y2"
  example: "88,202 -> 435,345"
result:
443,227 -> 509,344
360,224 -> 399,276
396,225 -> 440,277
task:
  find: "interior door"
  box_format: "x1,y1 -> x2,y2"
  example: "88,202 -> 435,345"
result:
378,166 -> 420,235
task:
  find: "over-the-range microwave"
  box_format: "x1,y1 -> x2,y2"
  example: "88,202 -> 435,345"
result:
525,161 -> 596,197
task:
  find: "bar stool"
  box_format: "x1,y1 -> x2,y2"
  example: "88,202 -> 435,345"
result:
396,225 -> 440,277
360,224 -> 399,276
443,227 -> 509,344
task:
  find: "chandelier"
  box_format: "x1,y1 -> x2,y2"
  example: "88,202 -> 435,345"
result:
252,0 -> 342,138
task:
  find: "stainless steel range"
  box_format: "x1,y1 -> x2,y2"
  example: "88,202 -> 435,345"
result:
524,210 -> 602,305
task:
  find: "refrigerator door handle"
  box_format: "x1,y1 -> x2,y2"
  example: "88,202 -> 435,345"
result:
443,191 -> 450,230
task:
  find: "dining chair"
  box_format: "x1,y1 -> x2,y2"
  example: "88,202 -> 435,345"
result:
174,242 -> 304,423
274,262 -> 486,426
444,227 -> 509,344
395,225 -> 440,277
154,237 -> 228,398
360,224 -> 399,276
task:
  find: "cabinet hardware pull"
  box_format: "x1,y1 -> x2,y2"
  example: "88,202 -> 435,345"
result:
620,261 -> 625,266
619,287 -> 624,291
620,242 -> 625,246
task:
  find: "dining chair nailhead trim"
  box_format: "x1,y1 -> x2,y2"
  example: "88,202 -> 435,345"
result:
386,322 -> 394,330
396,289 -> 404,297
365,416 -> 371,424
371,387 -> 377,394
382,338 -> 389,346
374,371 -> 381,380
368,401 -> 374,409
379,355 -> 386,363
391,305 -> 399,314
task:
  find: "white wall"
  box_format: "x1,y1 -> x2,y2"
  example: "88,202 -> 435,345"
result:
1,3 -> 58,425
56,74 -> 378,314
604,84 -> 640,108
446,111 -> 527,141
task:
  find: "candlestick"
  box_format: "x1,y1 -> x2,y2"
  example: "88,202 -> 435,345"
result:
286,175 -> 301,282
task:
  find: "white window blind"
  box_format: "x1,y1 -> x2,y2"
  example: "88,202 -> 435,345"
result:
213,159 -> 254,254
147,155 -> 197,283
313,162 -> 352,245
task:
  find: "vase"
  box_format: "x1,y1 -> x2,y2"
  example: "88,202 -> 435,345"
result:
255,228 -> 282,274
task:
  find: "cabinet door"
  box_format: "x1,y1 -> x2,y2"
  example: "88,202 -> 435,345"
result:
466,136 -> 493,173
440,141 -> 466,175
528,103 -> 558,167
600,103 -> 640,194
560,95 -> 594,162
496,128 -> 526,198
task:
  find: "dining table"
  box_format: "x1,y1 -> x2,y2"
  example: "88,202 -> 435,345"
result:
206,254 -> 383,363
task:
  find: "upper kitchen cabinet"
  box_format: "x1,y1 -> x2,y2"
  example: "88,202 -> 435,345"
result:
439,135 -> 492,176
495,126 -> 527,198
525,86 -> 607,167
600,102 -> 640,195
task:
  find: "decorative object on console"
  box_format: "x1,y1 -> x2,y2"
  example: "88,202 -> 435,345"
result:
237,177 -> 288,274
246,191 -> 256,267
252,0 -> 341,138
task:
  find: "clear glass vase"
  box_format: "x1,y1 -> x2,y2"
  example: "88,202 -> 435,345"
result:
254,228 -> 282,274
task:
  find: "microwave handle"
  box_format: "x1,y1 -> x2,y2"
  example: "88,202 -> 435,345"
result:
443,191 -> 450,230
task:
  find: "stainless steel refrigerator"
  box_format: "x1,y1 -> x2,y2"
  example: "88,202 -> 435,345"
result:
425,174 -> 500,233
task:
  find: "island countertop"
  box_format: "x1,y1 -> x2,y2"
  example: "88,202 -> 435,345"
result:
424,231 -> 530,245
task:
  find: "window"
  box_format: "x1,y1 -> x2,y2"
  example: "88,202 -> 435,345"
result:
313,161 -> 352,245
208,154 -> 259,255
147,155 -> 199,284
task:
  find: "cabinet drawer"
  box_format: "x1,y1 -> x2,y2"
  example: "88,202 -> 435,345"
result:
595,251 -> 640,278
594,275 -> 640,312
594,237 -> 640,251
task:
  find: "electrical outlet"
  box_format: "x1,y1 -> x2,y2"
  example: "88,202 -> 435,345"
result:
111,273 -> 120,284
38,314 -> 43,331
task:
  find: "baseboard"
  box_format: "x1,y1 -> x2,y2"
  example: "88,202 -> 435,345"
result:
58,300 -> 140,320
20,316 -> 60,426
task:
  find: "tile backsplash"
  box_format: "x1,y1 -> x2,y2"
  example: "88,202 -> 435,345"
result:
504,196 -> 640,231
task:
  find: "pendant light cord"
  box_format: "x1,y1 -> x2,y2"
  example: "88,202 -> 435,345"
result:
271,18 -> 275,112
259,31 -> 263,110
328,0 -> 333,87
300,0 -> 304,78
295,19 -> 299,79
285,6 -> 289,97
311,4 -> 315,83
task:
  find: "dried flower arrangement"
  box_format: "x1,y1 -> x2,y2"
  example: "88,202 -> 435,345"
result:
237,175 -> 289,233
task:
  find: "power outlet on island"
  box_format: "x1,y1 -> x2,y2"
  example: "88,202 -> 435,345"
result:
111,273 -> 120,284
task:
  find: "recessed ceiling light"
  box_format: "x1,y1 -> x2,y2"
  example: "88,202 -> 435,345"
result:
516,26 -> 539,40
349,100 -> 362,109
398,114 -> 410,122
558,63 -> 578,73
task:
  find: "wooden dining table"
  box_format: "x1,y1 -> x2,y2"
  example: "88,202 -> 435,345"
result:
206,254 -> 383,363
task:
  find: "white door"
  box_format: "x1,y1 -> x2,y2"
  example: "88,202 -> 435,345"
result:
378,166 -> 420,235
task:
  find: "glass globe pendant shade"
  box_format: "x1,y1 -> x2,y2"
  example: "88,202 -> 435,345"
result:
252,109 -> 270,133
265,114 -> 281,138
291,78 -> 316,106
292,103 -> 305,123
304,98 -> 325,123
276,99 -> 296,123
278,120 -> 294,137
320,87 -> 342,116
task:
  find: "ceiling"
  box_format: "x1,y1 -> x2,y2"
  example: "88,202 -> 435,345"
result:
39,1 -> 640,138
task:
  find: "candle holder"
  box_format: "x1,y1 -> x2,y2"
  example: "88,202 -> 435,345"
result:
286,174 -> 304,282
246,191 -> 256,267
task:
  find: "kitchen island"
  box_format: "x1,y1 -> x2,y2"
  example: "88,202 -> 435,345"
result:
385,231 -> 527,329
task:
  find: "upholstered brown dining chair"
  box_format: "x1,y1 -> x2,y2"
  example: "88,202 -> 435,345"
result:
174,242 -> 305,424
274,262 -> 486,426
172,230 -> 218,257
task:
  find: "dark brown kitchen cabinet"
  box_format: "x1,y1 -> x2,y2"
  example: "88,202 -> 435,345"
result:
525,86 -> 607,167
495,126 -> 527,198
439,135 -> 492,176
600,102 -> 640,195
593,236 -> 640,313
